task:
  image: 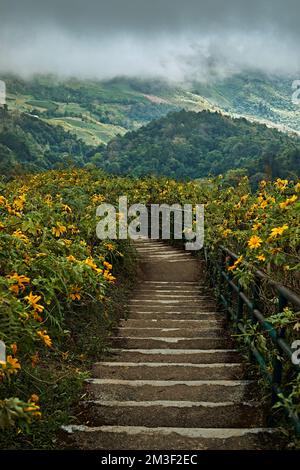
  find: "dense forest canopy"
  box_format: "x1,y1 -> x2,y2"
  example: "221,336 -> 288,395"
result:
0,109 -> 89,176
90,110 -> 300,183
1,107 -> 299,182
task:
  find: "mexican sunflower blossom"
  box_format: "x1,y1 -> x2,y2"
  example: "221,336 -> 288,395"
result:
84,257 -> 103,274
25,292 -> 44,314
69,286 -> 82,301
37,330 -> 52,348
275,178 -> 289,191
13,194 -> 26,211
248,235 -> 263,250
228,256 -> 243,272
7,273 -> 30,295
12,230 -> 29,244
270,225 -> 289,238
51,222 -> 67,237
279,195 -> 298,209
1,355 -> 21,375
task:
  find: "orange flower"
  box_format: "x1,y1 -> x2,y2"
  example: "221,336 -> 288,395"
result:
31,352 -> 39,368
30,394 -> 39,403
10,343 -> 17,355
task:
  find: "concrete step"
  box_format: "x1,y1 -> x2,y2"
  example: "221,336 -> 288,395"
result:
129,299 -> 214,304
93,362 -> 245,380
126,312 -> 222,320
127,305 -> 218,312
113,327 -> 224,338
132,293 -> 210,299
86,378 -> 255,402
107,349 -> 241,364
109,336 -> 234,349
119,319 -> 224,328
62,425 -> 281,450
80,400 -> 265,428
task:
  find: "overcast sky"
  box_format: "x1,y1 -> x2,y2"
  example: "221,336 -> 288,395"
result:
0,0 -> 299,81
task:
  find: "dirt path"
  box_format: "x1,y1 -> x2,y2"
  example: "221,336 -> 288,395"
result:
62,239 -> 282,449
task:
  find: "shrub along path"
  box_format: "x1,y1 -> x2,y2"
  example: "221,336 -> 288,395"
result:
62,239 -> 284,449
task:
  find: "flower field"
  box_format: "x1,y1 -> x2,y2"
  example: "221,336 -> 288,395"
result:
0,169 -> 299,444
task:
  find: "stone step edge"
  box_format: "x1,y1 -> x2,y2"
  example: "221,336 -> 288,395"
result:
94,362 -> 244,368
62,425 -> 277,439
86,378 -> 254,386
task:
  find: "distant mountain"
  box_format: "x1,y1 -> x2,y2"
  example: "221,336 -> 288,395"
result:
0,108 -> 88,176
191,72 -> 300,135
91,109 -> 300,183
3,73 -> 299,148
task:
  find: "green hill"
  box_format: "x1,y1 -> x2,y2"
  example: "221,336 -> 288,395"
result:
0,108 -> 89,176
91,109 -> 300,183
3,73 -> 299,149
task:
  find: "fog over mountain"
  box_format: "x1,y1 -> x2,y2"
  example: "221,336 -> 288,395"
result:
0,0 -> 299,81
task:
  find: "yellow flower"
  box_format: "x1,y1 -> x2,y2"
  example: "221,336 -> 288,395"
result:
270,225 -> 289,238
25,292 -> 44,314
240,195 -> 249,203
37,330 -> 52,348
260,200 -> 268,209
62,204 -> 72,213
295,183 -> 300,192
104,242 -> 115,251
248,235 -> 263,250
103,270 -> 116,283
103,261 -> 112,270
84,257 -> 98,270
13,194 -> 26,211
69,286 -> 82,301
0,195 -> 7,205
51,222 -> 67,237
44,195 -> 53,206
66,255 -> 76,262
62,239 -> 72,246
275,178 -> 289,191
256,254 -> 266,262
7,273 -> 30,295
279,195 -> 298,209
68,224 -> 79,234
228,256 -> 243,272
12,230 -> 29,244
222,229 -> 232,238
252,222 -> 262,231
2,355 -> 21,374
91,194 -> 105,204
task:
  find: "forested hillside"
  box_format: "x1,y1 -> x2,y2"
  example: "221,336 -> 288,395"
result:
4,73 -> 300,148
91,110 -> 300,183
0,109 -> 89,176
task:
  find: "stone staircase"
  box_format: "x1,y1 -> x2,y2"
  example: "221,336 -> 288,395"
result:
62,239 -> 282,450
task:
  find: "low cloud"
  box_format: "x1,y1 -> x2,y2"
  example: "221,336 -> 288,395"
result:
0,0 -> 299,82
